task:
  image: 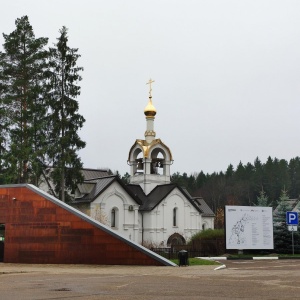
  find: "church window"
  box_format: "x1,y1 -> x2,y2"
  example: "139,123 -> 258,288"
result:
173,208 -> 178,227
111,208 -> 117,228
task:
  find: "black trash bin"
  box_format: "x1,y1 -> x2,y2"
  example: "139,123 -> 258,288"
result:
178,250 -> 189,266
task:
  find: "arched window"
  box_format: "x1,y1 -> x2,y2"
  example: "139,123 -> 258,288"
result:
202,223 -> 207,230
111,208 -> 116,228
173,208 -> 178,227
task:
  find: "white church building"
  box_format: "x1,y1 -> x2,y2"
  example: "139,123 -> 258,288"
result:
71,84 -> 214,246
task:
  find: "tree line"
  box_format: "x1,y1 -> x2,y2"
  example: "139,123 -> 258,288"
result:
170,156 -> 300,212
0,16 -> 85,202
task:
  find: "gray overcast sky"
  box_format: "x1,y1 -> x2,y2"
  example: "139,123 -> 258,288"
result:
2,1 -> 300,176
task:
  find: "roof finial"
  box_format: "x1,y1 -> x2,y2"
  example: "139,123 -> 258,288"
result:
146,78 -> 155,98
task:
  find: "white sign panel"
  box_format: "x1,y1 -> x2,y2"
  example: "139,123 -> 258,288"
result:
288,225 -> 298,232
225,206 -> 274,250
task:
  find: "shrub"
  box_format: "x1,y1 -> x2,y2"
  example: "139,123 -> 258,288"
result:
188,229 -> 224,244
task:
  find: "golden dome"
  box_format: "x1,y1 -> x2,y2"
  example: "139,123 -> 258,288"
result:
144,97 -> 156,117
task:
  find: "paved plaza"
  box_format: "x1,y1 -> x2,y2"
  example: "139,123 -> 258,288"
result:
1,259 -> 300,299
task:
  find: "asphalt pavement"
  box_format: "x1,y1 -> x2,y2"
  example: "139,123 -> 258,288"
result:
1,260 -> 300,299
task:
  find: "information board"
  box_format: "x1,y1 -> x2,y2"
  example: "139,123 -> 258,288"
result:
225,206 -> 274,250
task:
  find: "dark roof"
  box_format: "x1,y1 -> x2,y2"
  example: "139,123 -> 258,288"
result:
292,199 -> 300,212
181,187 -> 193,198
127,183 -> 213,215
273,199 -> 299,216
126,184 -> 149,204
127,184 -> 177,211
77,182 -> 96,194
192,197 -> 215,217
139,184 -> 177,211
74,175 -> 142,205
74,176 -> 115,202
81,168 -> 112,180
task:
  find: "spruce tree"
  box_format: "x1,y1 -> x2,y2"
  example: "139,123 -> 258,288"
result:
256,188 -> 269,206
0,16 -> 49,184
273,189 -> 298,253
289,157 -> 300,198
47,26 -> 85,202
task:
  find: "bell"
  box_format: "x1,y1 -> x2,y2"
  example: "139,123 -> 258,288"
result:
137,162 -> 144,170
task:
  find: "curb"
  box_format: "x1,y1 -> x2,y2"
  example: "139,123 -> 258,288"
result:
197,256 -> 300,260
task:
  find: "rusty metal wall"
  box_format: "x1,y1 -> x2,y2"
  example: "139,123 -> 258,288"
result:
0,186 -> 163,265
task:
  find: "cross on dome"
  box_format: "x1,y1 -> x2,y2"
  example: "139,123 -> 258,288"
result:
146,78 -> 155,98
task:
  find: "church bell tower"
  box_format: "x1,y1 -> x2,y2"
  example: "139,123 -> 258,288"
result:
127,79 -> 173,195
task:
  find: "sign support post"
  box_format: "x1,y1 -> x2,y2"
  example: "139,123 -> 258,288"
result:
286,212 -> 299,255
292,228 -> 294,255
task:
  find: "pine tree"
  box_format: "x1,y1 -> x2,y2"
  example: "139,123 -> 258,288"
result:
0,85 -> 8,183
0,16 -> 49,184
47,26 -> 85,202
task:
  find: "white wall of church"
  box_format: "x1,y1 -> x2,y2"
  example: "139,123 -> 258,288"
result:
202,216 -> 214,230
139,188 -> 213,246
90,182 -> 139,242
